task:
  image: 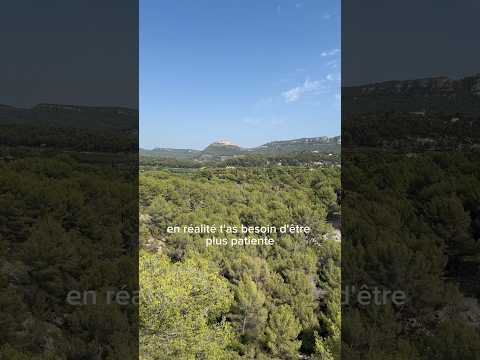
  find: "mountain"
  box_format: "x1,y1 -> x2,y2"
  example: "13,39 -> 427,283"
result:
0,103 -> 137,130
343,73 -> 480,151
200,140 -> 243,160
0,103 -> 138,152
141,136 -> 341,162
250,136 -> 341,155
343,74 -> 480,114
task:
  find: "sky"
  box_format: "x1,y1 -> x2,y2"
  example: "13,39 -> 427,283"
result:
343,0 -> 480,86
0,0 -> 138,108
140,0 -> 340,150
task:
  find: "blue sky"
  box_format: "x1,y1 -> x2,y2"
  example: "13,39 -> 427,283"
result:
140,0 -> 340,150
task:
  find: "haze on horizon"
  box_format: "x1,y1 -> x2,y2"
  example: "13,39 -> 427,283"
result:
140,0 -> 340,150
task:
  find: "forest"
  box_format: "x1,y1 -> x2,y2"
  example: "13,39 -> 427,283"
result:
0,106 -> 139,359
139,165 -> 341,359
342,149 -> 480,359
0,146 -> 138,359
139,151 -> 340,171
341,107 -> 480,359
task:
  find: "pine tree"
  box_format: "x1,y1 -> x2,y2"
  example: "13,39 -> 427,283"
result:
140,251 -> 236,359
264,304 -> 302,359
313,332 -> 334,360
231,274 -> 268,340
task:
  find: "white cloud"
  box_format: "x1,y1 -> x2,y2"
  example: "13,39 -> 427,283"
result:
325,59 -> 338,68
283,88 -> 303,103
325,73 -> 340,82
282,78 -> 323,103
321,48 -> 340,57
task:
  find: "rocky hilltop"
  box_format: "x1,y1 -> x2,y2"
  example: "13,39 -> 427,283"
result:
343,74 -> 480,114
343,73 -> 480,151
201,140 -> 243,158
141,136 -> 341,161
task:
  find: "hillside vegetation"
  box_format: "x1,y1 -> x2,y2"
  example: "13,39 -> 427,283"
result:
139,166 -> 341,359
342,74 -> 480,359
140,136 -> 341,163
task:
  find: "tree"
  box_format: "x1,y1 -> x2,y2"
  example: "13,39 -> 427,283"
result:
231,274 -> 268,340
313,332 -> 334,360
264,304 -> 302,359
140,251 -> 236,360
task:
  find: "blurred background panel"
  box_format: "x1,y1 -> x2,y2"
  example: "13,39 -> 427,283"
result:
0,1 -> 138,359
342,1 -> 480,359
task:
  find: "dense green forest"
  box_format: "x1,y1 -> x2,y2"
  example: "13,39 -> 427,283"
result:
0,146 -> 138,359
140,152 -> 340,171
139,166 -> 341,359
341,75 -> 480,358
0,105 -> 139,359
0,105 -> 137,152
341,106 -> 480,359
342,149 -> 480,359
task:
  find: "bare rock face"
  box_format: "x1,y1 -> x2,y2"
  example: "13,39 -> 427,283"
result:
212,139 -> 238,147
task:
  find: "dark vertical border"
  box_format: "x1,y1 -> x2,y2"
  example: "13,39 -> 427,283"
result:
0,1 -> 139,358
342,1 -> 480,358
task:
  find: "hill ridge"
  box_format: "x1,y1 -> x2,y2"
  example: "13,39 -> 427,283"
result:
140,135 -> 341,161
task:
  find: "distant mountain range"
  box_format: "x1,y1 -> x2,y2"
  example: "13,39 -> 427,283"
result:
343,73 -> 480,151
0,103 -> 138,130
343,74 -> 480,114
0,104 -> 341,158
140,136 -> 341,161
0,103 -> 138,152
250,136 -> 341,155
